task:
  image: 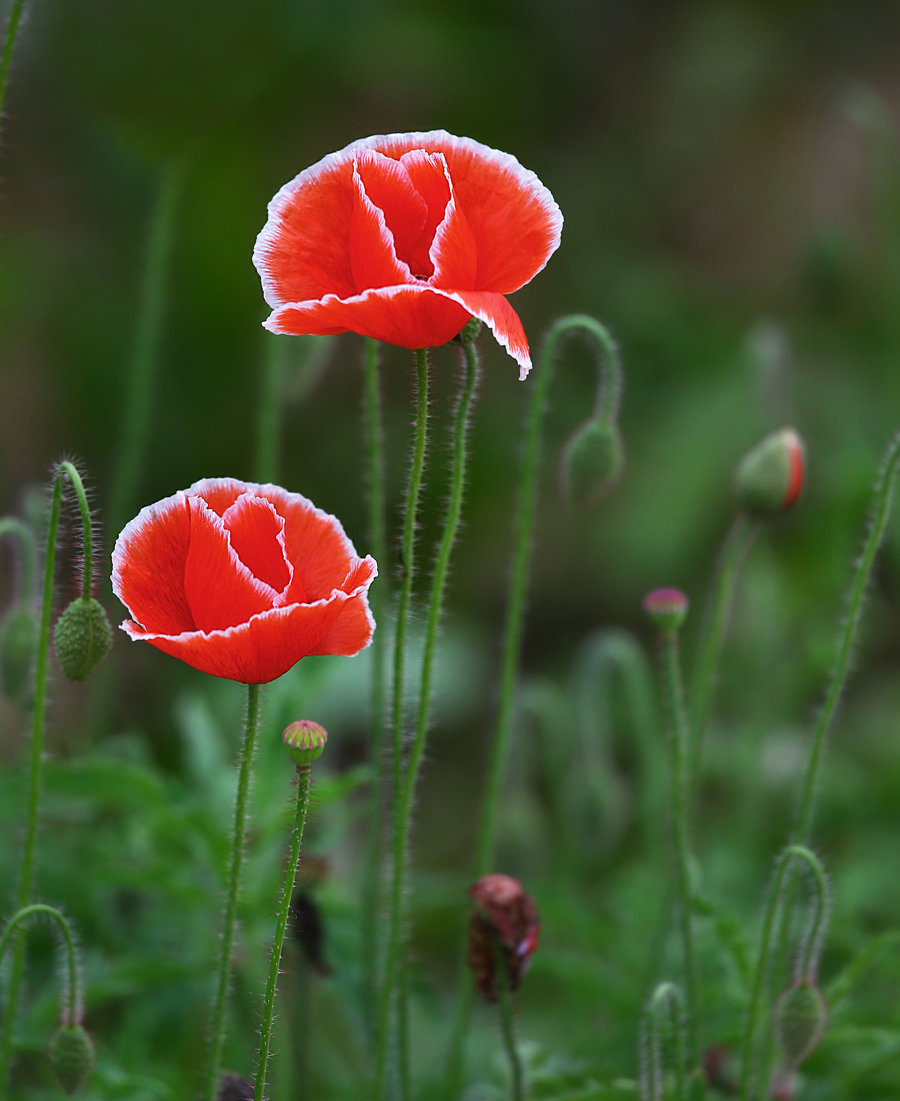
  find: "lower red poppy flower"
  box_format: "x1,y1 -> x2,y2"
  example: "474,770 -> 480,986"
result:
111,478 -> 376,684
253,130 -> 563,378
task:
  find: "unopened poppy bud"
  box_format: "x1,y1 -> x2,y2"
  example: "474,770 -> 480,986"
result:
0,604 -> 37,700
283,719 -> 327,767
734,427 -> 805,515
643,588 -> 689,634
456,317 -> 483,344
467,874 -> 540,1002
773,979 -> 828,1069
47,1024 -> 94,1095
216,1075 -> 254,1101
53,597 -> 112,681
559,419 -> 625,510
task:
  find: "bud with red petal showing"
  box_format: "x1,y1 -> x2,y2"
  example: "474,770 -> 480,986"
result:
467,874 -> 540,1002
773,979 -> 828,1070
734,428 -> 805,516
643,588 -> 689,635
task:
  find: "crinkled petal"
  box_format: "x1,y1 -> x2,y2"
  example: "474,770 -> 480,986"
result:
265,285 -> 471,351
350,162 -> 415,291
425,154 -> 478,290
396,150 -> 451,277
354,151 -> 429,278
221,494 -> 293,598
183,497 -> 278,632
119,557 -> 377,684
111,490 -> 194,635
436,289 -> 532,379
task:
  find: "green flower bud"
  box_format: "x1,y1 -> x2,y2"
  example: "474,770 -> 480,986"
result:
47,1024 -> 94,1095
560,419 -> 625,510
734,428 -> 805,516
455,317 -> 483,344
283,719 -> 327,767
773,979 -> 828,1069
54,597 -> 112,681
643,588 -> 689,634
0,604 -> 37,701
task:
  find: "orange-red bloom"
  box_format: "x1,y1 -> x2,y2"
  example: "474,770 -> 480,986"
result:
112,479 -> 376,684
253,130 -> 563,379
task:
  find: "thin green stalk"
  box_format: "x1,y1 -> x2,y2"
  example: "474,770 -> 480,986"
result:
795,428 -> 900,842
0,904 -> 80,1027
739,846 -> 827,1101
255,334 -> 289,484
444,315 -> 623,1098
392,338 -> 481,1092
660,629 -> 700,1065
640,982 -> 687,1101
374,348 -> 430,1101
254,765 -> 313,1101
0,518 -> 37,602
0,0 -> 27,127
0,461 -> 91,1089
205,683 -> 262,1101
109,162 -> 182,536
689,513 -> 758,773
361,337 -> 389,1039
494,942 -> 524,1101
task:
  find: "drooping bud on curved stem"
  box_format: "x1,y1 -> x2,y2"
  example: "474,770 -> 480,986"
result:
734,427 -> 806,516
639,982 -> 688,1101
0,903 -> 92,1095
0,461 -> 106,1091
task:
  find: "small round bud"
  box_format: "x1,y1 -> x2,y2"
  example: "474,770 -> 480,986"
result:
773,979 -> 828,1069
283,719 -> 327,766
559,419 -> 625,510
0,604 -> 37,701
455,317 -> 483,344
643,588 -> 689,634
53,597 -> 113,681
47,1024 -> 94,1095
734,427 -> 805,515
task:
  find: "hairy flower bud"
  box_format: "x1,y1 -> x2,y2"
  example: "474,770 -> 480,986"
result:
0,604 -> 37,700
643,588 -> 689,634
734,427 -> 805,515
283,719 -> 327,767
467,874 -> 540,1002
773,979 -> 828,1069
559,419 -> 625,510
53,597 -> 112,681
47,1024 -> 94,1095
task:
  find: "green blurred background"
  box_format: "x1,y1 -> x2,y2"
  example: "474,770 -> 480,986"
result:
3,0 -> 900,1096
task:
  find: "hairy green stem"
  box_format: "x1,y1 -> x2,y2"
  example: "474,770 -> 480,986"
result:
205,683 -> 262,1101
689,513 -> 758,773
374,348 -> 430,1101
659,628 -> 700,1065
0,518 -> 37,602
254,765 -> 313,1101
494,941 -> 524,1101
109,162 -> 182,536
444,315 -> 623,1098
0,0 -> 26,128
640,982 -> 687,1101
0,904 -> 80,1028
0,461 -> 92,1089
739,846 -> 828,1101
361,338 -> 389,1040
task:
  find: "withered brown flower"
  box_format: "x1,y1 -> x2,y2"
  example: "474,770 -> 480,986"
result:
467,874 -> 540,1002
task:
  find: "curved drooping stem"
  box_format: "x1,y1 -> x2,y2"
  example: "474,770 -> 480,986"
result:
0,904 -> 81,1029
205,683 -> 262,1101
444,315 -> 624,1097
0,461 -> 94,1090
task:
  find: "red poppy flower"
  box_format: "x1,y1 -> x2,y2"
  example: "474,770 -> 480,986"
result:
111,478 -> 376,684
253,130 -> 563,379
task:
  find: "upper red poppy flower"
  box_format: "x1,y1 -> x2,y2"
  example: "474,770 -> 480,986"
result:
111,478 -> 376,684
252,130 -> 563,379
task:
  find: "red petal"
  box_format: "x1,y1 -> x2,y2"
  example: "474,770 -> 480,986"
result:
396,150 -> 450,277
424,155 -> 478,290
354,151 -> 429,278
183,497 -> 278,632
120,558 -> 377,684
266,285 -> 470,351
350,161 -> 415,291
111,491 -> 194,635
437,289 -> 532,378
221,494 -> 292,596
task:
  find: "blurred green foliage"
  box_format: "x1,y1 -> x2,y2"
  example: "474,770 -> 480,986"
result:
3,0 -> 900,1096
